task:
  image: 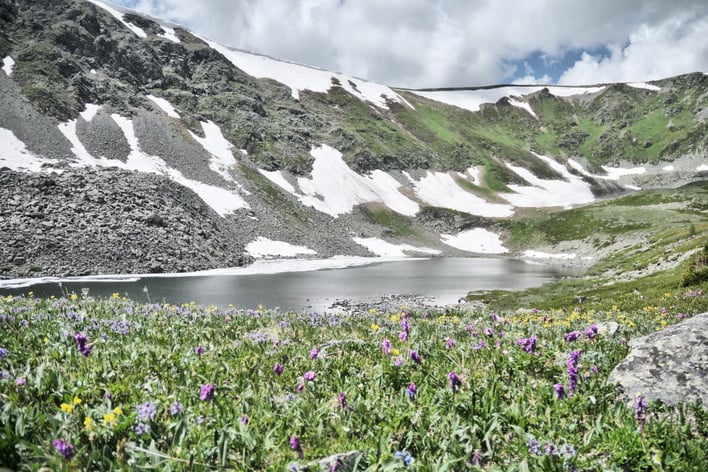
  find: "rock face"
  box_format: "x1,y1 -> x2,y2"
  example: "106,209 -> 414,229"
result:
608,313 -> 708,406
0,168 -> 251,277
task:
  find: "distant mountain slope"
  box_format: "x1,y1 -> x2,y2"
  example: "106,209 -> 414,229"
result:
0,0 -> 706,278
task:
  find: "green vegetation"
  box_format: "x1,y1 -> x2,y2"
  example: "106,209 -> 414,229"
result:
0,282 -> 706,470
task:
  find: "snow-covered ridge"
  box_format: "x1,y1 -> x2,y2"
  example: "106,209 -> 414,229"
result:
195,34 -> 411,110
86,0 -> 147,38
407,85 -> 606,115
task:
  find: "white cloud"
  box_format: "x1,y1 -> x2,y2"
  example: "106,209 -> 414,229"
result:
108,0 -> 708,87
559,14 -> 708,84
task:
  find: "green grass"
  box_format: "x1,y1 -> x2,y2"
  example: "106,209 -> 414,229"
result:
0,285 -> 706,471
361,205 -> 420,238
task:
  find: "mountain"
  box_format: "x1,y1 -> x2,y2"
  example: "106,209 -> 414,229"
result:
1,0 -> 707,278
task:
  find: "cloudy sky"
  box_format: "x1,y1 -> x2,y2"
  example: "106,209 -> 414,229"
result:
108,0 -> 708,88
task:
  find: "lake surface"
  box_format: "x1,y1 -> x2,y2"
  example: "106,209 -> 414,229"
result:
0,257 -> 576,312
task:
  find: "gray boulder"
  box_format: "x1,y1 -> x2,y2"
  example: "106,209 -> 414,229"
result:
608,312 -> 708,406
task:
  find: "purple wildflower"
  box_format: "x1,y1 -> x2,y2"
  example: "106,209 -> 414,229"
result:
14,377 -> 25,386
194,346 -> 206,356
409,350 -> 422,364
74,332 -> 92,356
448,372 -> 461,392
240,415 -> 249,425
200,383 -> 215,402
338,392 -> 348,409
470,449 -> 483,466
554,383 -> 566,399
584,324 -> 598,340
564,331 -> 582,342
395,450 -> 414,467
398,331 -> 408,342
52,439 -> 76,460
296,383 -> 304,392
483,327 -> 494,337
560,443 -> 576,459
304,371 -> 316,381
137,401 -> 157,421
516,335 -> 537,353
401,318 -> 410,334
527,436 -> 541,456
445,338 -> 456,349
491,312 -> 500,323
196,414 -> 205,424
634,395 -> 648,432
309,348 -> 319,359
274,363 -> 284,376
406,382 -> 417,399
381,339 -> 392,355
566,350 -> 581,396
169,401 -> 184,416
135,422 -> 150,435
290,435 -> 303,458
0,347 -> 8,359
545,443 -> 557,456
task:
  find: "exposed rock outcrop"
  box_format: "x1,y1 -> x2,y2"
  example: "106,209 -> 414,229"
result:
608,312 -> 708,406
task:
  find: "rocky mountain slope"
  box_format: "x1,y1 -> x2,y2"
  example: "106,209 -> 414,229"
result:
0,0 -> 706,278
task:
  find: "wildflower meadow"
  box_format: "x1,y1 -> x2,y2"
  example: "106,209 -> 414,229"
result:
0,287 -> 706,470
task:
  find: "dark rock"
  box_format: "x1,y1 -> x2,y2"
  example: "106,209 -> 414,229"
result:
145,213 -> 166,227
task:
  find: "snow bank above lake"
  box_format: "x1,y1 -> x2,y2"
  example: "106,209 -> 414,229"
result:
353,237 -> 440,257
440,228 -> 508,254
246,237 -> 317,258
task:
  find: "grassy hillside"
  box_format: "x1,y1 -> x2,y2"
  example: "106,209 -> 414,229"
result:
467,183 -> 708,310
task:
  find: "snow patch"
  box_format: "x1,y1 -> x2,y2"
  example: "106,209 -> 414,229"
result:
353,237 -> 441,257
259,169 -> 296,193
158,26 -> 180,43
600,165 -> 647,179
188,120 -> 241,185
410,86 -> 605,113
627,82 -> 661,91
500,154 -> 595,208
246,237 -> 317,258
146,94 -> 180,118
292,145 -> 419,217
508,98 -> 537,118
196,34 -> 409,110
463,166 -> 482,186
440,228 -> 508,254
57,109 -> 249,216
523,250 -> 577,260
87,0 -> 147,38
697,164 -> 708,172
80,103 -> 101,122
2,56 -> 15,76
405,171 -> 514,217
0,128 -> 56,172
662,165 -> 675,172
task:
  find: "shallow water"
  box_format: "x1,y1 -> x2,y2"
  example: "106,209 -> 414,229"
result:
0,257 -> 576,312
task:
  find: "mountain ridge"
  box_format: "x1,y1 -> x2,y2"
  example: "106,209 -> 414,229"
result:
0,0 -> 706,279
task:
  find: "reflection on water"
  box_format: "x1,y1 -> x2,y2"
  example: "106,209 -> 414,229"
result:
0,257 -> 577,312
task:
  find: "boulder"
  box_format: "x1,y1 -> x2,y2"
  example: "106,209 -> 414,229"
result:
608,313 -> 708,406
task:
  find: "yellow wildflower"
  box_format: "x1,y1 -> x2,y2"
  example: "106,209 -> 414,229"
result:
60,403 -> 74,414
103,412 -> 116,427
43,337 -> 49,344
84,416 -> 95,431
73,396 -> 82,405
391,348 -> 400,356
370,324 -> 380,331
111,292 -> 120,299
113,406 -> 123,415
70,293 -> 78,301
